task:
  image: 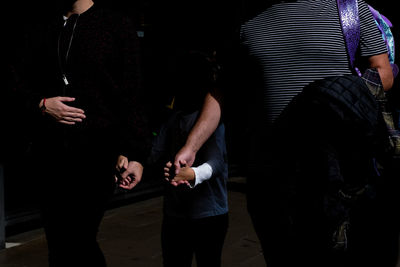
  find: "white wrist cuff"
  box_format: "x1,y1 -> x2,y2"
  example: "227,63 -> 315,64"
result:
192,163 -> 213,187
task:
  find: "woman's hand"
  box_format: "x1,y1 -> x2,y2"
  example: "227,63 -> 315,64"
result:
41,97 -> 86,125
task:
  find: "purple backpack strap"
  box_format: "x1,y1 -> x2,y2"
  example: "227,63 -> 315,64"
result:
337,0 -> 361,74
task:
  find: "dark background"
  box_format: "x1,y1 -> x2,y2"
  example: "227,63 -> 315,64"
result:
2,0 -> 399,234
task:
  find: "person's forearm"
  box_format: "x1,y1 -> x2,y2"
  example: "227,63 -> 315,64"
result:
368,53 -> 394,91
377,65 -> 394,91
184,92 -> 221,153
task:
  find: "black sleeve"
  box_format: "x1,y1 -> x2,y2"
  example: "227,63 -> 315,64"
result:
16,24 -> 50,119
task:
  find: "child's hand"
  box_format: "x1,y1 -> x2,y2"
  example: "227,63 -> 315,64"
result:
164,161 -> 174,181
164,161 -> 191,187
172,167 -> 195,183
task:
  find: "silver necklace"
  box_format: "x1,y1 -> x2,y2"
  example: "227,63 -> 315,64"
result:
57,14 -> 80,86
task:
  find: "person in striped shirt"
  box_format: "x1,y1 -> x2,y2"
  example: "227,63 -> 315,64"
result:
238,0 -> 394,266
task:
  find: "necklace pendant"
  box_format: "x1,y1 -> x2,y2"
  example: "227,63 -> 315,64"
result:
62,75 -> 69,85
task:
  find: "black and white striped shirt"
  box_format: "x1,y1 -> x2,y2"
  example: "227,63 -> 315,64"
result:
240,0 -> 387,123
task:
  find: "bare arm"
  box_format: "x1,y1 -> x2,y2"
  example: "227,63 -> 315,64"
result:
173,90 -> 222,173
368,53 -> 394,91
185,91 -> 221,154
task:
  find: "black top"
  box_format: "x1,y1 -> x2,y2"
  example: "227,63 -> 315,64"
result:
24,3 -> 150,162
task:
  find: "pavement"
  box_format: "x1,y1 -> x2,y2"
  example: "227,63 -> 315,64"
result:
0,177 -> 266,267
2,176 -> 399,267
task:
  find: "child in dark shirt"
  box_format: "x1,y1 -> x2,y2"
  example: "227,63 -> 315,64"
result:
152,50 -> 229,267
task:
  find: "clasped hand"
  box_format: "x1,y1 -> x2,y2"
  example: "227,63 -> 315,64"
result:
115,155 -> 143,190
164,161 -> 195,187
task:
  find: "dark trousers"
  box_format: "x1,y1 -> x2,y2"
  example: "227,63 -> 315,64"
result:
161,213 -> 229,267
42,199 -> 108,267
247,167 -> 399,267
36,139 -> 115,267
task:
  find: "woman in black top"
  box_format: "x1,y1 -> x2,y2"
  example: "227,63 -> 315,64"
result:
20,0 -> 150,266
